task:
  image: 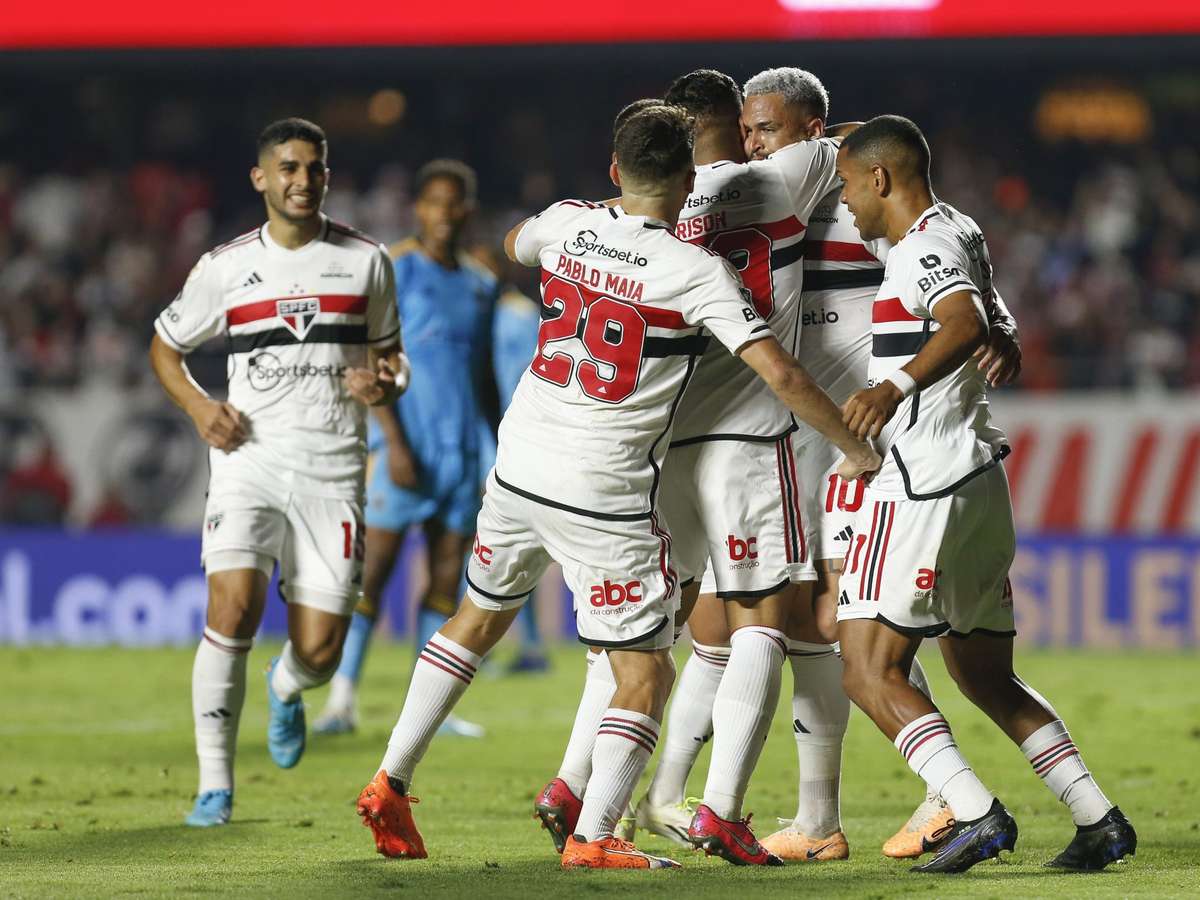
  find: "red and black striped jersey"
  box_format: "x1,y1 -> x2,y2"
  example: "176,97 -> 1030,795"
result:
154,215 -> 401,500
669,137 -> 842,445
867,202 -> 1008,501
501,201 -> 765,520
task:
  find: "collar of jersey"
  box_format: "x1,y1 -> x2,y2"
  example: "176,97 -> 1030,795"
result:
260,214 -> 330,254
903,201 -> 945,239
612,204 -> 671,231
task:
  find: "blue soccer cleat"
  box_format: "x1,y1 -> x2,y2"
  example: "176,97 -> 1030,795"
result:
266,657 -> 306,769
911,798 -> 1017,873
185,789 -> 233,827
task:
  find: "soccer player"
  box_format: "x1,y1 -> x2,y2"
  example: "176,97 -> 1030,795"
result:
149,118 -> 406,827
313,160 -> 497,737
836,115 -> 1135,873
354,104 -> 880,870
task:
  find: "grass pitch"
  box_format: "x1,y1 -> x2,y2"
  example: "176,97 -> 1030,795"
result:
2,642 -> 1198,898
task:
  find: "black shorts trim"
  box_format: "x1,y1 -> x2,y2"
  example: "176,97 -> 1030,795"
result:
865,612 -> 951,639
944,627 -> 1018,639
577,614 -> 670,649
464,572 -> 533,603
716,576 -> 791,601
891,443 -> 1011,501
493,473 -> 651,522
679,576 -> 696,590
668,423 -> 796,450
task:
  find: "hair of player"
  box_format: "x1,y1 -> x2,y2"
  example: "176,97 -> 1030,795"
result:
841,115 -> 932,186
662,69 -> 743,122
743,67 -> 830,121
257,117 -> 327,159
414,158 -> 478,206
613,105 -> 695,190
613,98 -> 663,142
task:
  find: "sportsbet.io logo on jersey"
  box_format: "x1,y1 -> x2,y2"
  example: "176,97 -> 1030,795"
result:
563,229 -> 648,266
247,351 -> 347,392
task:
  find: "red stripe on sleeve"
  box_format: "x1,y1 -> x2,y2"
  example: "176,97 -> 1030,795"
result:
803,240 -> 879,263
872,297 -> 922,324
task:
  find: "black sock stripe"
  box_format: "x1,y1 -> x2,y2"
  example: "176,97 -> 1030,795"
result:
421,647 -> 474,680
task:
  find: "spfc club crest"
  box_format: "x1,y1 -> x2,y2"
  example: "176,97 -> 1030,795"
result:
277,298 -> 320,339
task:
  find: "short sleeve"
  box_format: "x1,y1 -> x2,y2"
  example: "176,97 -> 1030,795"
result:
902,237 -> 981,317
367,246 -> 402,347
772,138 -> 842,221
513,201 -> 583,266
154,253 -> 226,353
683,257 -> 773,355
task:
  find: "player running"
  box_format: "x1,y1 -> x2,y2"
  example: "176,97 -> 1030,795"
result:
354,104 -> 879,870
313,160 -> 497,737
836,115 -> 1135,873
149,118 -> 406,827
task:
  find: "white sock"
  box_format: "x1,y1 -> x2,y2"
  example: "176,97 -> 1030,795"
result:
906,656 -> 939,800
557,650 -> 616,797
326,673 -> 356,712
788,640 -> 848,836
1020,720 -> 1112,826
193,627 -> 252,794
270,640 -> 333,703
379,632 -> 480,791
646,642 -> 728,807
895,712 -> 993,821
575,709 -> 659,841
702,626 -> 786,820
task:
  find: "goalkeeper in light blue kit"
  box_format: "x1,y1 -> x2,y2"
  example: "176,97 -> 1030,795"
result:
315,160 -> 499,736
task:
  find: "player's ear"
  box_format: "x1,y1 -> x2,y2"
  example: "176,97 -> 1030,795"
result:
873,164 -> 890,197
609,159 -> 621,188
808,117 -> 825,139
250,165 -> 266,194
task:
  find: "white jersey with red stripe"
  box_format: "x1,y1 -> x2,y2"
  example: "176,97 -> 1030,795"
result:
867,202 -> 1008,501
669,138 -> 843,444
154,216 -> 401,500
503,200 -> 766,520
798,188 -> 889,404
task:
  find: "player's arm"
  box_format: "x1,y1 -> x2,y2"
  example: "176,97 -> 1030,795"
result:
371,391 -> 420,490
843,291 -> 988,440
738,337 -> 881,480
503,218 -> 533,263
149,334 -> 246,453
974,287 -> 1021,387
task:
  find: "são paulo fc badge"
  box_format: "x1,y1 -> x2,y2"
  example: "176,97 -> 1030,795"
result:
277,298 -> 320,339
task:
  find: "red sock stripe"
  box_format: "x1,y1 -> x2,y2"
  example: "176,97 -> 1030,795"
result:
417,653 -> 472,685
596,728 -> 655,753
601,716 -> 660,744
747,629 -> 788,658
903,726 -> 953,762
1032,742 -> 1079,776
203,633 -> 251,654
1028,737 -> 1073,767
692,645 -> 730,667
420,647 -> 474,681
425,640 -> 478,674
899,716 -> 951,759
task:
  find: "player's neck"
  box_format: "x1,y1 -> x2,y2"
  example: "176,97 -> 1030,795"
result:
619,192 -> 682,229
417,235 -> 458,268
266,212 -> 323,250
693,128 -> 745,167
886,185 -> 937,244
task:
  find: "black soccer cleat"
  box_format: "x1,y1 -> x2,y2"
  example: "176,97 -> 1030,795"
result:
1046,806 -> 1136,871
911,798 -> 1018,874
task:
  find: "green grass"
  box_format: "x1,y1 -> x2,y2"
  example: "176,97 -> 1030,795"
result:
2,643 -> 1198,898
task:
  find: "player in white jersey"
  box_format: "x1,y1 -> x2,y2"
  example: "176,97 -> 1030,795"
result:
354,105 -> 879,871
149,118 -> 406,828
836,115 -> 1134,873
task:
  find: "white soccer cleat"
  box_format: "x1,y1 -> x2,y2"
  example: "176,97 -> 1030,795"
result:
313,704 -> 357,736
436,713 -> 486,738
634,795 -> 697,847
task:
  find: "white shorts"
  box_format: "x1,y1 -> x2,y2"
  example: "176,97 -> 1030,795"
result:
837,464 -> 1016,638
661,437 -> 815,599
202,474 -> 364,617
792,427 -> 862,563
466,472 -> 678,649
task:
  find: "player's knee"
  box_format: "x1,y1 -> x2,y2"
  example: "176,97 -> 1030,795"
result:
207,588 -> 260,636
292,631 -> 343,674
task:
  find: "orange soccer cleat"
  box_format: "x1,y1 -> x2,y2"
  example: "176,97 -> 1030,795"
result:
357,770 -> 427,859
882,795 -> 955,859
760,825 -> 850,862
561,835 -> 681,870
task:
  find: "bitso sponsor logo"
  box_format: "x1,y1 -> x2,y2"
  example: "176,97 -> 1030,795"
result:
563,230 -> 648,266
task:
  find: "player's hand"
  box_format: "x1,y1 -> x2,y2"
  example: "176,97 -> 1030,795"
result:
190,399 -> 247,453
974,326 -> 1022,387
836,445 -> 882,482
344,358 -> 399,407
387,443 -> 420,489
842,382 -> 903,441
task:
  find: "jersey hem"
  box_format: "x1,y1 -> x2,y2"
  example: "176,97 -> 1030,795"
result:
715,576 -> 791,601
493,472 -> 651,522
944,626 -> 1018,639
465,571 -> 533,602
668,423 -> 797,450
889,443 -> 1010,501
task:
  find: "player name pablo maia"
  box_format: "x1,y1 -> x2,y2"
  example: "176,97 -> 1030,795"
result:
554,255 -> 645,302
